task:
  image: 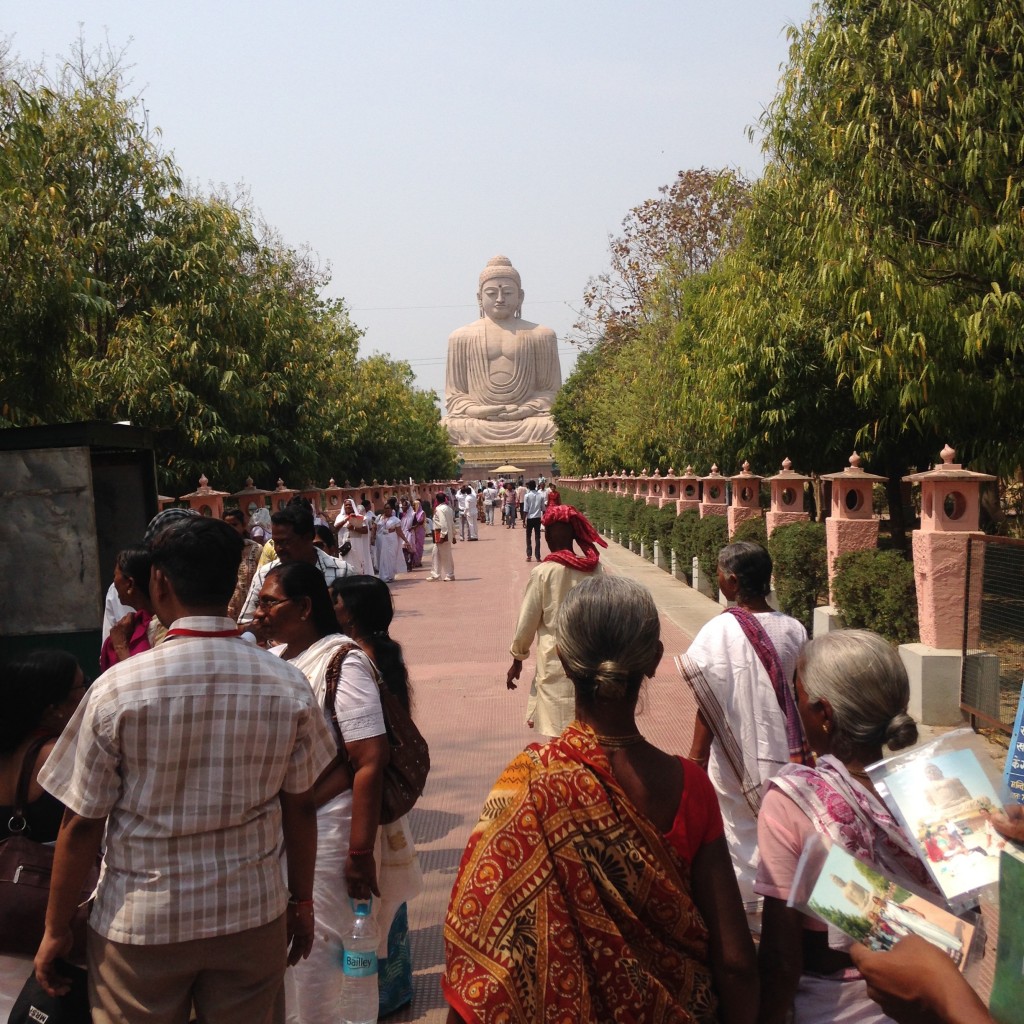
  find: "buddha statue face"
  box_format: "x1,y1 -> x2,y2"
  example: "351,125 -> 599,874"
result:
478,276 -> 524,322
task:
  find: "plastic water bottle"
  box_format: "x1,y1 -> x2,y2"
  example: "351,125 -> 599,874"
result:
341,897 -> 379,1024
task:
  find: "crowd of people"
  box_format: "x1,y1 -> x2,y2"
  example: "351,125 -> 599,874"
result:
1,491 -> 1016,1024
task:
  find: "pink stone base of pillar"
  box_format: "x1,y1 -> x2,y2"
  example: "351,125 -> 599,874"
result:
699,502 -> 728,519
676,499 -> 701,515
646,495 -> 660,507
766,511 -> 810,538
912,531 -> 980,649
727,506 -> 763,538
826,517 -> 879,602
659,497 -> 676,509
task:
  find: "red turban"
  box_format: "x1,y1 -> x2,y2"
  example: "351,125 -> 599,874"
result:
541,504 -> 607,573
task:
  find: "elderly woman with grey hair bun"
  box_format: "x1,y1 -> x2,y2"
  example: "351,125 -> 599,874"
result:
444,575 -> 756,1024
756,629 -> 937,1024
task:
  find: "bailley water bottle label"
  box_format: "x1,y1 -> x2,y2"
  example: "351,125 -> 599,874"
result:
342,948 -> 378,978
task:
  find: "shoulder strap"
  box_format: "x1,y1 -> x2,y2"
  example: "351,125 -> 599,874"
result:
323,642 -> 362,751
11,735 -> 51,833
724,607 -> 812,766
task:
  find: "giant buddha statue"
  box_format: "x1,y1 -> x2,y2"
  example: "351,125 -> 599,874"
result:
443,255 -> 561,446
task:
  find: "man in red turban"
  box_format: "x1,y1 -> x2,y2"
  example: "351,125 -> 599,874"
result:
506,505 -> 608,735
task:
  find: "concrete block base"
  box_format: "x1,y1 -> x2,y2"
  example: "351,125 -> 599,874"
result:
692,557 -> 715,599
813,605 -> 845,637
898,643 -> 969,727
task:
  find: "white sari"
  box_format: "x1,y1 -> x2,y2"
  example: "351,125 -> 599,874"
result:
675,610 -> 806,911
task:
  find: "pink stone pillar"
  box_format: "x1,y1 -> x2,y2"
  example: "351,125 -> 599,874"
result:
659,468 -> 679,509
323,479 -> 344,520
676,466 -> 701,514
821,453 -> 886,602
904,446 -> 995,648
728,461 -> 763,538
231,477 -> 271,519
179,474 -> 231,518
766,458 -> 811,538
300,485 -> 325,517
270,478 -> 298,512
646,470 -> 663,507
699,465 -> 728,519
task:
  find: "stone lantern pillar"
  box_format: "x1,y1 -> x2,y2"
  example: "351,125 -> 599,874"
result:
300,484 -> 325,518
699,466 -> 728,519
899,446 -> 997,725
676,466 -> 701,514
820,452 -> 886,599
659,468 -> 679,509
766,459 -> 810,537
179,474 -> 231,518
157,493 -> 177,510
728,461 -> 762,538
231,477 -> 271,520
323,478 -> 344,521
646,469 -> 663,508
270,478 -> 298,512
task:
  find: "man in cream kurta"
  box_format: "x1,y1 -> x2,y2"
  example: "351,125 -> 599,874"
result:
504,505 -> 612,741
508,558 -> 604,736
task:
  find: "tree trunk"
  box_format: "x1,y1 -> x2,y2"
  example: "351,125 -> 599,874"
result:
884,473 -> 908,550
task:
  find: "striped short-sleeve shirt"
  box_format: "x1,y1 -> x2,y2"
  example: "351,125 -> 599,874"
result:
39,617 -> 337,945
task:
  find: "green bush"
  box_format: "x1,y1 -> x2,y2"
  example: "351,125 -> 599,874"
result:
651,504 -> 677,550
731,517 -> 768,547
831,548 -> 919,645
627,497 -> 649,546
694,515 -> 729,598
672,510 -> 701,582
768,522 -> 828,632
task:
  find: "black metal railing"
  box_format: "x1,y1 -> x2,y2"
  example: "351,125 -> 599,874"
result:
962,535 -> 1024,732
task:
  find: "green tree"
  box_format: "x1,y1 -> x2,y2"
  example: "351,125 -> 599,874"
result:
722,0 -> 1024,533
0,43 -> 452,491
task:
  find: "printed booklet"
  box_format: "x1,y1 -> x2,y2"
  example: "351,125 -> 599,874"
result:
789,833 -> 976,968
867,728 -> 1019,912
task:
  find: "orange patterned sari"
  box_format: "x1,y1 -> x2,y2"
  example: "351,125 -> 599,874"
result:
443,723 -> 717,1024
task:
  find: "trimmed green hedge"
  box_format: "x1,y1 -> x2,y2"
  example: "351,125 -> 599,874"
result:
555,490 -> 920,640
832,548 -> 918,645
768,522 -> 828,632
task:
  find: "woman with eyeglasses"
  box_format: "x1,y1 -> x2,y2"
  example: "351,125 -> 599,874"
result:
254,562 -> 388,1024
0,650 -> 89,1018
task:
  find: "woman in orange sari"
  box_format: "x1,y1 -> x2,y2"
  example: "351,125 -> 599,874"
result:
444,576 -> 756,1024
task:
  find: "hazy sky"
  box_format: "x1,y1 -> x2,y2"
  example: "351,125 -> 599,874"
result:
5,1 -> 812,406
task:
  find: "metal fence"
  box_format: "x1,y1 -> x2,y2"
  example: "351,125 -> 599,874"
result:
962,535 -> 1024,732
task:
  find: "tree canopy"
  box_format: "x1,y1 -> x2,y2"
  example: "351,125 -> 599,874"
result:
555,0 -> 1024,516
0,43 -> 456,492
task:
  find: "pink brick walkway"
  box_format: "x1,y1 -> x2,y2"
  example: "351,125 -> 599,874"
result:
385,518 -> 704,1021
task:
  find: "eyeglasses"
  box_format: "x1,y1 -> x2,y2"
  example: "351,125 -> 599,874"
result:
257,596 -> 293,612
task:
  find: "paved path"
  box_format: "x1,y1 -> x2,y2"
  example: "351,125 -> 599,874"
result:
385,517 -> 720,1021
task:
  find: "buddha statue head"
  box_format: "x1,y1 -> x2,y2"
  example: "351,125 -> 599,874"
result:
477,254 -> 524,320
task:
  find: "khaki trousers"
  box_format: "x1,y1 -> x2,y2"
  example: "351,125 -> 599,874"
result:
87,914 -> 287,1024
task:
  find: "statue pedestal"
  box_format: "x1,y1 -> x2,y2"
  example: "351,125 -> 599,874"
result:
456,443 -> 554,482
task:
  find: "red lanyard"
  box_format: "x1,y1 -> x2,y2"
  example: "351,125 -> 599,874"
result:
164,627 -> 241,640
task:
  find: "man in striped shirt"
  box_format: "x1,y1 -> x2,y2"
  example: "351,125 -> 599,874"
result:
35,517 -> 336,1024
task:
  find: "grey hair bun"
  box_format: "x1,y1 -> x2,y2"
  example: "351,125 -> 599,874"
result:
884,712 -> 918,752
593,661 -> 629,700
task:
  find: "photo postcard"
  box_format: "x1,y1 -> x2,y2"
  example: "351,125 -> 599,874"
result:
789,834 -> 976,969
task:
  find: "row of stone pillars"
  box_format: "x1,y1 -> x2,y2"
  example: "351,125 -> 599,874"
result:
562,446 -> 997,726
169,475 -> 460,520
